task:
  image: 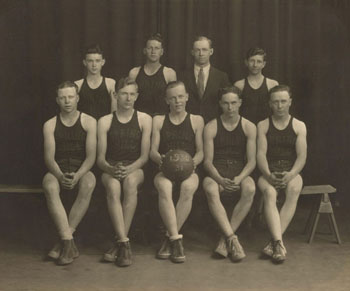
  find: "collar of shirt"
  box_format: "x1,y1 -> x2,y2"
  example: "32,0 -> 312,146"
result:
194,64 -> 210,88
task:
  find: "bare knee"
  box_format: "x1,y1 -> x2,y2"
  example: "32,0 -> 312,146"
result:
241,178 -> 256,201
263,188 -> 277,204
80,172 -> 96,192
203,178 -> 219,201
42,173 -> 59,198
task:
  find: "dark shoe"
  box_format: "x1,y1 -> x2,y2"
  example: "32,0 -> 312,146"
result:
57,240 -> 75,265
227,235 -> 246,262
103,244 -> 118,262
156,237 -> 171,259
116,241 -> 132,267
47,241 -> 61,260
214,236 -> 228,258
170,238 -> 186,263
272,240 -> 286,264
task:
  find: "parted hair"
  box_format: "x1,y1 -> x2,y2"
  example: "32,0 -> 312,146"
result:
84,43 -> 104,58
218,85 -> 242,101
56,81 -> 79,95
115,77 -> 138,92
269,84 -> 292,98
245,47 -> 266,61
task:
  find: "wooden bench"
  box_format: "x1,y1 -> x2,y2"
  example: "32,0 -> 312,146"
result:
0,184 -> 44,194
258,184 -> 341,244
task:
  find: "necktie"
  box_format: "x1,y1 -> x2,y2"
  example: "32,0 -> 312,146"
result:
197,68 -> 205,98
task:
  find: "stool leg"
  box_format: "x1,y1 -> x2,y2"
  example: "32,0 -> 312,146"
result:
308,213 -> 320,244
304,201 -> 318,235
330,213 -> 342,244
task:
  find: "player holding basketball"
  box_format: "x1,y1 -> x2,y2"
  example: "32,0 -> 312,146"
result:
203,86 -> 256,262
97,77 -> 152,267
129,33 -> 177,116
42,81 -> 96,265
150,81 -> 204,263
257,85 -> 307,263
75,44 -> 116,120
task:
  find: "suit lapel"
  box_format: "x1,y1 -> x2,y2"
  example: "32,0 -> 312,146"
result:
202,66 -> 214,100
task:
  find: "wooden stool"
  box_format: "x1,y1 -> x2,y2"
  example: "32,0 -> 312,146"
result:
302,185 -> 341,244
257,184 -> 341,244
0,184 -> 44,194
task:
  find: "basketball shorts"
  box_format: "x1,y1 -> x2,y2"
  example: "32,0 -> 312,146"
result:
57,158 -> 83,173
269,159 -> 294,173
213,159 -> 245,180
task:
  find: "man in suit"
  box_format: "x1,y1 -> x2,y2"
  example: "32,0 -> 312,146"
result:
181,36 -> 230,124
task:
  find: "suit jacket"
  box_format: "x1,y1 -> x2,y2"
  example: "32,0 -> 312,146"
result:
180,66 -> 230,124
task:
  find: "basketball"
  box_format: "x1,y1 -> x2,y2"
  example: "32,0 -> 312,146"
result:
161,149 -> 194,182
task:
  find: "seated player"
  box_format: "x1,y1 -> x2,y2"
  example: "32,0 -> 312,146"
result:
75,44 -> 116,120
42,81 -> 96,265
257,85 -> 307,263
97,77 -> 152,267
129,33 -> 176,116
150,81 -> 204,263
203,86 -> 256,262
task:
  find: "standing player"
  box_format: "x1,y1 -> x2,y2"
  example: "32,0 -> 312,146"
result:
257,85 -> 307,263
75,44 -> 116,120
42,81 -> 96,265
181,36 -> 230,123
97,77 -> 152,267
203,86 -> 256,262
234,47 -> 279,124
150,81 -> 204,263
129,33 -> 177,116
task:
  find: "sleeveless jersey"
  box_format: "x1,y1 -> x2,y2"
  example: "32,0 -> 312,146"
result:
241,77 -> 270,124
159,113 -> 196,156
54,112 -> 86,162
135,65 -> 168,116
214,116 -> 246,161
106,110 -> 142,162
267,116 -> 297,163
78,77 -> 111,120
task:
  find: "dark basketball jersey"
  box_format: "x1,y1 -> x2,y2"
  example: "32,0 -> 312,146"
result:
159,113 -> 196,157
214,116 -> 246,161
54,112 -> 86,164
241,77 -> 270,124
106,110 -> 142,162
78,77 -> 111,120
267,116 -> 297,164
135,65 -> 168,116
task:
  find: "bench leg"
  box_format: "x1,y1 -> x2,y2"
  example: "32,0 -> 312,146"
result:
308,212 -> 320,244
329,213 -> 342,244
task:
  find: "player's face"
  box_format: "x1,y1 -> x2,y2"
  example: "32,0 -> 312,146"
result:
245,55 -> 266,75
144,40 -> 163,63
166,84 -> 189,113
117,84 -> 138,110
192,39 -> 213,66
219,92 -> 241,117
269,90 -> 292,117
56,87 -> 79,113
83,53 -> 105,75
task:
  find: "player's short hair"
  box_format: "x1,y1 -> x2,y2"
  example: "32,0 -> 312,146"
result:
193,36 -> 212,48
56,81 -> 79,96
246,47 -> 266,61
165,80 -> 187,96
115,77 -> 138,92
218,86 -> 242,101
269,85 -> 292,99
146,33 -> 163,47
84,44 -> 104,58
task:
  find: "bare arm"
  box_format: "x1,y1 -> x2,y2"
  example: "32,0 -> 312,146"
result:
150,115 -> 165,166
233,79 -> 245,92
191,115 -> 204,167
233,119 -> 256,184
96,115 -> 115,175
281,120 -> 307,184
106,78 -> 117,112
256,119 -> 271,179
164,67 -> 177,83
43,117 -> 64,181
129,67 -> 141,80
74,114 -> 97,181
74,79 -> 84,92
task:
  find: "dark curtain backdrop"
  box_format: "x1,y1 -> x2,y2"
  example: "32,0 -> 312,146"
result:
0,0 -> 349,201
